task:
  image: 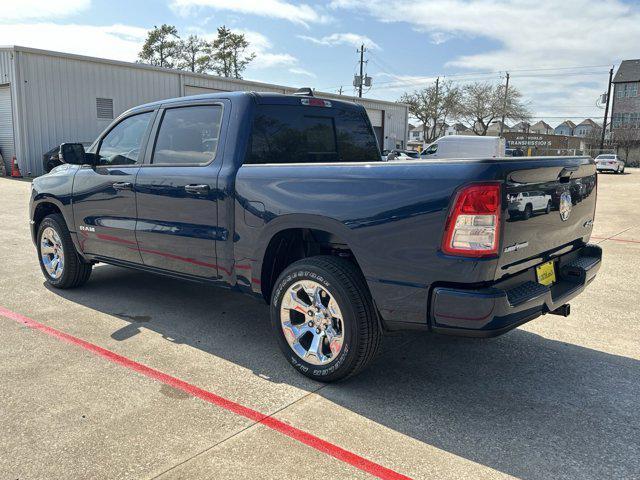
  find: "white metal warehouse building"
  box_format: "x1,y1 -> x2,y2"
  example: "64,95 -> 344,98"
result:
0,46 -> 409,177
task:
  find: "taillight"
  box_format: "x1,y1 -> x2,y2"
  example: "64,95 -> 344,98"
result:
441,183 -> 501,257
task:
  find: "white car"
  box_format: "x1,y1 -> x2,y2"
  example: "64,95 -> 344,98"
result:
508,191 -> 552,219
595,154 -> 625,174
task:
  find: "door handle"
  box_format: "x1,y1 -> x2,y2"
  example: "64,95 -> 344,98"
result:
185,184 -> 210,195
112,181 -> 133,191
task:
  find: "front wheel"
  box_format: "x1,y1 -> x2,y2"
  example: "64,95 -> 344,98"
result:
270,256 -> 381,382
37,214 -> 92,289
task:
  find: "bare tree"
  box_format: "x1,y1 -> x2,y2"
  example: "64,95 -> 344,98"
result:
458,82 -> 530,135
177,35 -> 211,73
583,126 -> 604,157
138,24 -> 180,68
400,80 -> 461,143
613,126 -> 640,165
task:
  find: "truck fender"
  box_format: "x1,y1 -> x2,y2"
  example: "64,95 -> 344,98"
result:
251,214 -> 370,287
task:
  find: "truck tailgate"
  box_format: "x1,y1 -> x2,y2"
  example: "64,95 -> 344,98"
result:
498,158 -> 597,278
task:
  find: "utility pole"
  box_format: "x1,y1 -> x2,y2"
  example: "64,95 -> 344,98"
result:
600,66 -> 614,151
431,77 -> 440,141
499,72 -> 510,137
338,86 -> 343,95
358,44 -> 365,98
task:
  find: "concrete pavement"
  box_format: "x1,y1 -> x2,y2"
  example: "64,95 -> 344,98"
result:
0,171 -> 638,479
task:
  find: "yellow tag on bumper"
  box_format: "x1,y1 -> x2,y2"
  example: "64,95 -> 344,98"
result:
536,261 -> 556,286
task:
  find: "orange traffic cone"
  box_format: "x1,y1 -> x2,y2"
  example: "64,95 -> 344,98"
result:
11,156 -> 22,178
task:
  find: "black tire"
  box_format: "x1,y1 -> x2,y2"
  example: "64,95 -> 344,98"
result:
523,204 -> 533,220
270,256 -> 381,382
37,214 -> 92,289
545,201 -> 551,214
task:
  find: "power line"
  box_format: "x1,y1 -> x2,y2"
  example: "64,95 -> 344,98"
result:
321,59 -> 614,92
337,69 -> 609,93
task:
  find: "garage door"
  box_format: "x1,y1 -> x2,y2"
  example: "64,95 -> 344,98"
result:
366,108 -> 383,127
0,84 -> 15,172
184,85 -> 228,96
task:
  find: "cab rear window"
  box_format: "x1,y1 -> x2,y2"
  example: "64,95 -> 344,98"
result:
246,104 -> 380,164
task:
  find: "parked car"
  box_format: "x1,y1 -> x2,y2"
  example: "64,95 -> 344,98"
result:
595,154 -> 625,174
30,91 -> 601,382
42,142 -> 92,173
420,135 -> 506,159
381,149 -> 419,161
507,191 -> 552,219
505,147 -> 525,157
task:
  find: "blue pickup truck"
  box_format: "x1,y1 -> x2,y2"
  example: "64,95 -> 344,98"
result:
30,91 -> 601,381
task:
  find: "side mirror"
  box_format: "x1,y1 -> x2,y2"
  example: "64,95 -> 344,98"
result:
59,143 -> 86,165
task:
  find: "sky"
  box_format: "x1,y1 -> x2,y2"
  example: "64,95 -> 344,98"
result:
2,0 -> 640,127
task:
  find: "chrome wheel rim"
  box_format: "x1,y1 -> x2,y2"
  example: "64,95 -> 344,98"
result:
40,227 -> 64,279
280,280 -> 344,366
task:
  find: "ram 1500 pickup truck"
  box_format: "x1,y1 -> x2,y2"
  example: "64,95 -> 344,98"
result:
30,91 -> 601,381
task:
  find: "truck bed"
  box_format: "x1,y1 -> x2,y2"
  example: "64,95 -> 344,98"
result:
235,156 -> 597,327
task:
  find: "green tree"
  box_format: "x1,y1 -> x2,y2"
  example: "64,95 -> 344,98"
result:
211,26 -> 255,78
177,35 -> 211,73
138,24 -> 180,68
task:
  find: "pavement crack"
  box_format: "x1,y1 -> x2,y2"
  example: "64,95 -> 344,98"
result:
150,386 -> 326,479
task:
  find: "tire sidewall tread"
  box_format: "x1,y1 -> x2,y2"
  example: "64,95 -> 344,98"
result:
37,214 -> 91,289
270,256 -> 380,382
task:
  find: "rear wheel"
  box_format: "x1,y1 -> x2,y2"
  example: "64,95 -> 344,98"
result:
270,256 -> 381,382
37,214 -> 92,289
545,201 -> 551,214
523,204 -> 533,220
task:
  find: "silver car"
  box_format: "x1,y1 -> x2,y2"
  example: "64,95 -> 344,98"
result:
595,154 -> 625,174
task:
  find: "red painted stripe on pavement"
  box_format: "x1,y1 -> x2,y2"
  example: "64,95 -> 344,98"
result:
591,236 -> 640,244
0,306 -> 411,480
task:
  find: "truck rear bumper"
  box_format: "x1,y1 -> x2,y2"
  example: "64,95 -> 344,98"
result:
430,244 -> 602,337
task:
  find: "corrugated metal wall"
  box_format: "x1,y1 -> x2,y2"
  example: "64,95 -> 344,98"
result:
0,85 -> 15,172
0,49 -> 18,173
183,74 -> 286,94
8,47 -> 408,175
19,51 -> 182,175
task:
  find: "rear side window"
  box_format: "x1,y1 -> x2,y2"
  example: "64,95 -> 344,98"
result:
246,105 -> 379,164
152,105 -> 223,165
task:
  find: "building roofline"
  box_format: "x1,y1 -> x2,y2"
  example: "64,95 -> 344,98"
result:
0,45 -> 407,108
612,59 -> 640,83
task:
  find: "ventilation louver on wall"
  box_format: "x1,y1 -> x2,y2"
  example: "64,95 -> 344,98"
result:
96,98 -> 114,119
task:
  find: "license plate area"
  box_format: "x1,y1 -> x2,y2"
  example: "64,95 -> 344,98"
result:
536,260 -> 556,286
